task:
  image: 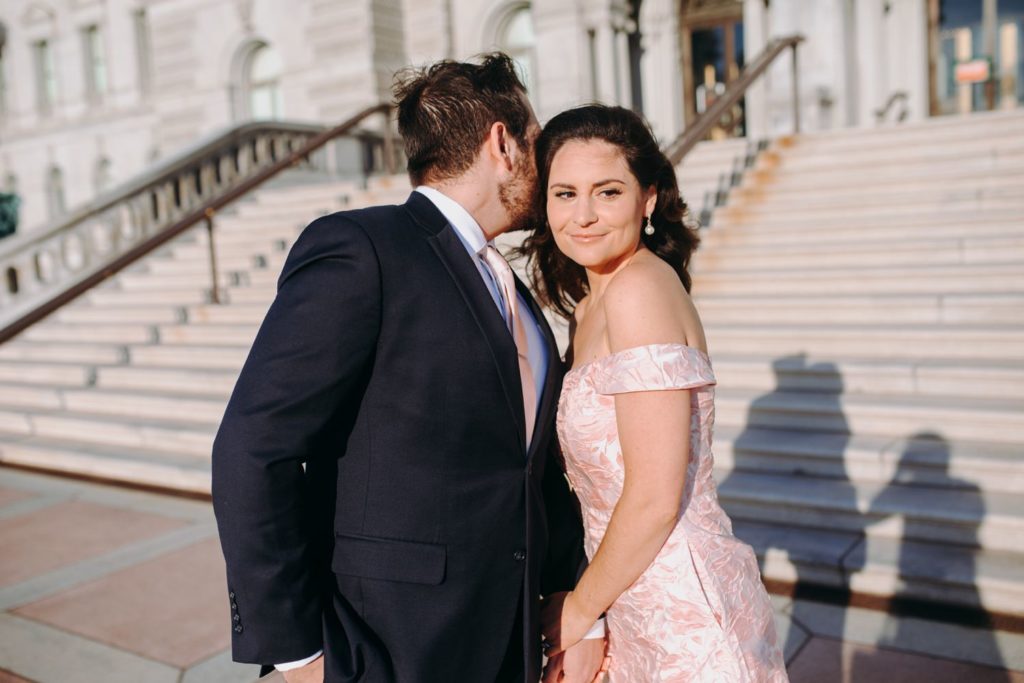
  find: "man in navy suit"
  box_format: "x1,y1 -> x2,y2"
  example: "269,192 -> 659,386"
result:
212,53 -> 605,682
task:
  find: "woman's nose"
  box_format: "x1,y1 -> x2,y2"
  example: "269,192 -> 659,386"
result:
574,197 -> 597,226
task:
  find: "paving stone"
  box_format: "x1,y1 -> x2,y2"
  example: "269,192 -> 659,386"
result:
787,637 -> 1024,683
0,614 -> 179,683
0,669 -> 34,683
0,501 -> 186,588
14,538 -> 230,669
0,488 -> 34,509
180,650 -> 261,683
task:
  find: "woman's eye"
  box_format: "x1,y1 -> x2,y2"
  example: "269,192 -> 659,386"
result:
554,191 -> 575,199
600,189 -> 622,197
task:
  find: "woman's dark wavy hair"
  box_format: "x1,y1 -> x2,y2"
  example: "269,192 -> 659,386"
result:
515,105 -> 700,319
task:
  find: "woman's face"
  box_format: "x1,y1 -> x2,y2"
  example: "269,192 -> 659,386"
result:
546,138 -> 656,273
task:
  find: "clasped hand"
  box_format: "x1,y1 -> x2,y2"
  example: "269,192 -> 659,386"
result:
540,591 -> 609,682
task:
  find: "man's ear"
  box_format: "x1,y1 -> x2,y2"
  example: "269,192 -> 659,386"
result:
486,121 -> 515,173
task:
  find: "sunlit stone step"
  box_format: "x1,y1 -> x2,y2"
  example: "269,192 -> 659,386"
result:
714,388 -> 1024,444
712,425 -> 1024,493
716,469 -> 1024,553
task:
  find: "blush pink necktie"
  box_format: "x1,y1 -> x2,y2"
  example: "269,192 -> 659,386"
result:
481,244 -> 537,448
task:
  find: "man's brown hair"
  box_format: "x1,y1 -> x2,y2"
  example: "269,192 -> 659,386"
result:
393,53 -> 531,186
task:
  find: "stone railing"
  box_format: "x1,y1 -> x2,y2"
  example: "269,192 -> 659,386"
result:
0,103 -> 395,340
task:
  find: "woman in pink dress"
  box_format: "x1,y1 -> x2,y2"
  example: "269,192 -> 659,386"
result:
520,105 -> 787,682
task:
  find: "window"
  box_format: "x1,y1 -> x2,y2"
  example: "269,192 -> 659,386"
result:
82,25 -> 108,103
133,9 -> 152,94
247,45 -> 283,119
46,166 -> 65,219
499,6 -> 537,100
33,39 -> 57,115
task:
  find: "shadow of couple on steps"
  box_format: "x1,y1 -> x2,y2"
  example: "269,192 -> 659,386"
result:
718,353 -> 1009,682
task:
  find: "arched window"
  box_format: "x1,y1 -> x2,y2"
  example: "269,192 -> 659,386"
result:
245,44 -> 283,119
45,165 -> 65,219
498,6 -> 537,100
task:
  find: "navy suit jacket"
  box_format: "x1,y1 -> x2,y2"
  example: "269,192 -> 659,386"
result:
212,192 -> 585,682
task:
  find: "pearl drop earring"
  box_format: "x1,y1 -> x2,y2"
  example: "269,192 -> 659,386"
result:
642,216 -> 654,236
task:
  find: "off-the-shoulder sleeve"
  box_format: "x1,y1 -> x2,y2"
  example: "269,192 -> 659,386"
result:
592,343 -> 715,395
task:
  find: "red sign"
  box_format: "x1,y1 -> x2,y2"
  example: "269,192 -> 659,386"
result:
955,59 -> 991,84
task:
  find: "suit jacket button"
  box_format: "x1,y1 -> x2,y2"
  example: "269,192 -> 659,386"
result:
228,592 -> 235,599
513,550 -> 526,561
234,625 -> 243,633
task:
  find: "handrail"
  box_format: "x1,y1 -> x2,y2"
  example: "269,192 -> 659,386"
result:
665,35 -> 804,166
0,102 -> 396,344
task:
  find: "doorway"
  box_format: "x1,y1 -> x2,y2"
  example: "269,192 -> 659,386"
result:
679,0 -> 746,138
929,0 -> 1024,115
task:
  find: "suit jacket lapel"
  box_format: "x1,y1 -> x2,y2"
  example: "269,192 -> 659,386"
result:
406,194 -> 528,453
515,274 -> 564,463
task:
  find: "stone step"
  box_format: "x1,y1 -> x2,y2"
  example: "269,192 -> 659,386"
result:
55,388 -> 225,426
716,469 -> 1024,552
185,303 -> 270,324
143,253 -> 271,275
86,287 -> 211,307
710,355 -> 1024,400
734,519 -> 1024,615
0,361 -> 94,387
733,175 -> 1024,210
748,150 -> 1024,191
705,215 -> 1024,243
719,194 -> 1024,222
21,323 -> 158,345
0,409 -> 214,457
221,287 -> 276,304
55,304 -> 184,325
128,344 -> 249,370
712,425 -> 1024,493
169,242 -> 285,263
0,342 -> 127,365
0,383 -> 65,410
93,366 -> 237,397
776,122 -> 1024,163
113,270 -> 235,292
714,388 -> 1024,444
694,265 -> 1024,296
157,323 -> 258,346
0,436 -> 211,494
694,293 -> 1024,326
704,324 -> 1024,360
782,112 -> 1024,152
692,236 -> 1024,270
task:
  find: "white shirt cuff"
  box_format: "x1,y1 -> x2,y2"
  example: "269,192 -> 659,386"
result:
582,617 -> 606,640
274,650 -> 322,671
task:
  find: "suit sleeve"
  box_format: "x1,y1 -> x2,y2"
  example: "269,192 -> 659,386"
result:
211,214 -> 382,665
540,440 -> 588,595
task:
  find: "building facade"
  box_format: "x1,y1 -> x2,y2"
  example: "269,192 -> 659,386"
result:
0,0 -> 1021,232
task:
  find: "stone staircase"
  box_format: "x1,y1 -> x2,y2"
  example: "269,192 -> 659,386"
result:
690,108 -> 1024,620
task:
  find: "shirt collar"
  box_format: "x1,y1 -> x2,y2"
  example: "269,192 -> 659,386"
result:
415,185 -> 489,254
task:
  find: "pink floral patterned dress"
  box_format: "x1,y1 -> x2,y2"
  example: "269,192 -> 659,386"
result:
557,343 -> 788,682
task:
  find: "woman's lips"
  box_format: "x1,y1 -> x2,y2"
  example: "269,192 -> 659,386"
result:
567,232 -> 607,243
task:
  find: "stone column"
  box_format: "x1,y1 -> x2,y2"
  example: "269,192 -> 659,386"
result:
639,0 -> 683,143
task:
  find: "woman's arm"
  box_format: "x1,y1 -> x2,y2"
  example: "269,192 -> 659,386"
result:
543,259 -> 697,652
